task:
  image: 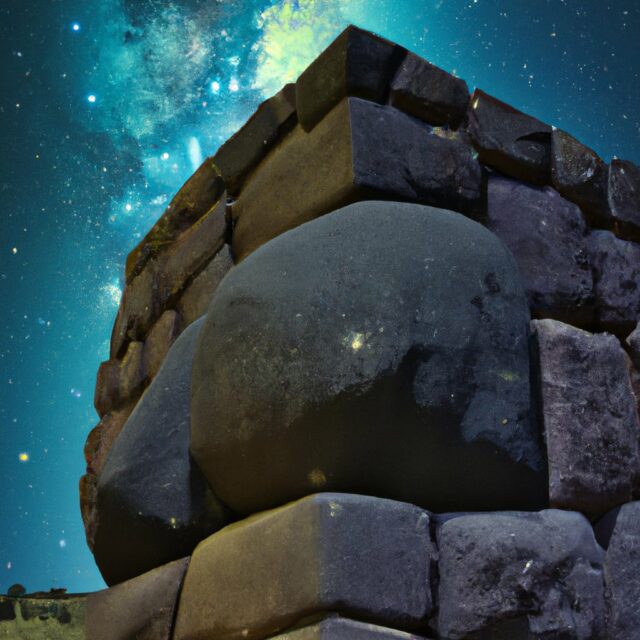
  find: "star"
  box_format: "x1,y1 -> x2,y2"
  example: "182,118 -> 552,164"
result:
71,22 -> 81,32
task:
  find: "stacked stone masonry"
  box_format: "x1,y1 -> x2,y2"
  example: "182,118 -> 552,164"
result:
62,24 -> 640,640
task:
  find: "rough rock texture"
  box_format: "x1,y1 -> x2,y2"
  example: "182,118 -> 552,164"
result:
80,399 -> 137,550
550,128 -> 609,225
273,618 -> 431,639
0,594 -> 85,640
213,84 -> 296,195
587,229 -> 640,334
175,245 -> 233,327
468,88 -> 552,185
533,319 -> 640,519
125,158 -> 224,283
142,309 -> 182,382
94,317 -> 228,586
231,97 -> 482,261
193,201 -> 546,516
608,158 -> 640,242
487,175 -> 594,325
296,25 -> 406,132
93,341 -> 145,417
389,52 -> 469,128
604,501 -> 640,639
437,510 -> 605,639
627,321 -> 640,369
173,493 -> 434,640
85,557 -> 188,640
111,192 -> 226,359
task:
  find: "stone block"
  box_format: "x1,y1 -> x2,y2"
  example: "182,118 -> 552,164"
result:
93,341 -> 145,417
272,617 -> 431,639
194,201 -> 547,517
533,318 -> 640,519
214,84 -> 296,195
608,158 -> 640,242
80,400 -> 137,550
604,501 -> 640,639
142,309 -> 182,382
173,493 -> 434,640
125,158 -> 224,283
437,510 -> 605,639
487,175 -> 594,325
85,557 -> 188,640
175,244 -> 233,327
627,321 -> 640,369
468,88 -> 552,185
295,25 -> 406,132
389,52 -> 469,128
231,98 -> 483,261
111,193 -> 225,359
587,230 -> 640,334
551,128 -> 609,225
94,318 -> 228,586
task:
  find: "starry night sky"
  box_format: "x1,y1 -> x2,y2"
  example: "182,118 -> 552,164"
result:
1,0 -> 638,594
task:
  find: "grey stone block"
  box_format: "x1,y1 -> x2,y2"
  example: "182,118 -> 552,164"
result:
487,175 -> 594,325
604,501 -> 640,639
587,230 -> 640,334
437,510 -> 605,639
533,319 -> 640,519
85,557 -> 188,640
173,493 -> 434,640
296,25 -> 406,132
389,52 -> 469,128
94,317 -> 228,586
468,88 -> 552,185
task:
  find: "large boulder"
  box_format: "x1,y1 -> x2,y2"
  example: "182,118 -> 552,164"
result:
191,201 -> 547,516
94,317 -> 229,586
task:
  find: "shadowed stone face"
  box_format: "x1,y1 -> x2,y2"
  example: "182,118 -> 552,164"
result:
191,201 -> 548,516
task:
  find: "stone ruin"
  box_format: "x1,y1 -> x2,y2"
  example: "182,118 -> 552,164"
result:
2,24 -> 640,640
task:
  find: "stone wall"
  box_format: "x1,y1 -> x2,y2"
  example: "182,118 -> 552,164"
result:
73,25 -> 640,640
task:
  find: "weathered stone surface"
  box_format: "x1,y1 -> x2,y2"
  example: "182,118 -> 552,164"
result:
551,128 -> 609,225
111,192 -> 225,358
85,557 -> 188,640
608,158 -> 640,242
437,510 -> 605,640
296,25 -> 406,132
487,175 -> 594,325
125,158 -> 224,283
604,501 -> 640,639
194,201 -> 546,516
0,595 -> 85,640
468,88 -> 552,185
80,399 -> 137,550
175,244 -> 233,327
142,309 -> 182,382
533,318 -> 640,519
389,52 -> 469,128
173,493 -> 434,640
627,321 -> 640,369
231,98 -> 483,261
93,341 -> 145,417
273,617 -> 431,639
94,317 -> 228,586
214,84 -> 296,195
593,506 -> 622,550
587,230 -> 640,334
